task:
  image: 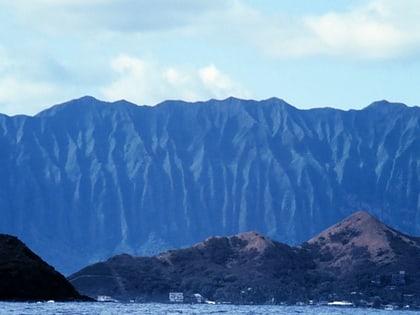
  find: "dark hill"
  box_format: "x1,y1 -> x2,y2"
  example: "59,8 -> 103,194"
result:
0,234 -> 88,301
68,212 -> 420,305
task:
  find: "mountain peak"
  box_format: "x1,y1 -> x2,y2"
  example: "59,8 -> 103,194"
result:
191,231 -> 274,256
308,211 -> 392,270
36,95 -> 104,117
364,100 -> 409,113
35,96 -> 141,119
308,210 -> 420,275
74,95 -> 99,102
233,231 -> 274,253
309,211 -> 384,242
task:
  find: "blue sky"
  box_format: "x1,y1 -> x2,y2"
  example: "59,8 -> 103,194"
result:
1,0 -> 420,115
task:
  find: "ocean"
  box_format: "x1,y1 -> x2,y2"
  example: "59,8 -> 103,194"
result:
0,302 -> 417,315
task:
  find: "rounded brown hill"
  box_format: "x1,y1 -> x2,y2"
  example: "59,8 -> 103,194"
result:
69,231 -> 314,303
308,210 -> 420,274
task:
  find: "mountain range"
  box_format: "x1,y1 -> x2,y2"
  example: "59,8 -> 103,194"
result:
68,211 -> 420,305
0,96 -> 419,274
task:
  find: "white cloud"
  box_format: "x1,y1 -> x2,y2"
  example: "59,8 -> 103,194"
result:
101,55 -> 250,105
164,67 -> 189,87
301,1 -> 418,59
0,45 -> 105,115
0,77 -> 57,116
0,49 -> 54,115
240,0 -> 420,60
1,0 -> 420,115
6,0 -> 420,60
199,65 -> 246,99
6,0 -> 231,34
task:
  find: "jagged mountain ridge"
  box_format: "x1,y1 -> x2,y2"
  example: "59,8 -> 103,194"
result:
0,96 -> 419,274
68,211 -> 420,304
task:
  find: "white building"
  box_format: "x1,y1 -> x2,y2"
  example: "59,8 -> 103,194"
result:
169,292 -> 184,303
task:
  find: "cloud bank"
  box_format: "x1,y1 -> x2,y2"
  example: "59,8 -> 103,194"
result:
101,55 -> 250,105
1,0 -> 420,115
9,0 -> 420,60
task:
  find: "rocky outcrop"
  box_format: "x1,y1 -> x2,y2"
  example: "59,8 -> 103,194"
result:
0,234 -> 89,301
68,211 -> 420,304
0,96 -> 419,274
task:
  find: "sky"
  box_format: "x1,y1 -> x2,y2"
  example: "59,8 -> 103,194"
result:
1,0 -> 420,116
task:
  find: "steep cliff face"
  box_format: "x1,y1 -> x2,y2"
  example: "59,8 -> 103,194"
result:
0,96 -> 419,274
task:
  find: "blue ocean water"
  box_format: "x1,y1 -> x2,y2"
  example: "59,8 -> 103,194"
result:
0,302 -> 418,315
